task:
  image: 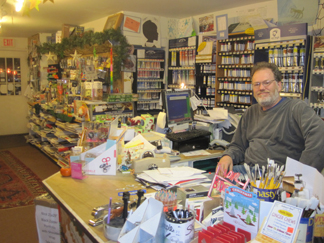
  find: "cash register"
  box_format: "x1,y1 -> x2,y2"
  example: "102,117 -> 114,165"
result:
163,90 -> 211,153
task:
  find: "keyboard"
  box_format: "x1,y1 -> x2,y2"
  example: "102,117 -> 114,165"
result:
166,129 -> 211,142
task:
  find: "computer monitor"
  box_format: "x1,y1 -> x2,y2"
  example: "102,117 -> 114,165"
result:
163,90 -> 194,127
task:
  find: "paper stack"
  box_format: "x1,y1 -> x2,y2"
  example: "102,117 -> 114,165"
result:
136,167 -> 209,188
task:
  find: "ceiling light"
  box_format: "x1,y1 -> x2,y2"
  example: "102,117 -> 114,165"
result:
15,0 -> 24,12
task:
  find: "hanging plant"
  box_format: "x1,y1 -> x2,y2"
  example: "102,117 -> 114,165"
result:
36,28 -> 130,80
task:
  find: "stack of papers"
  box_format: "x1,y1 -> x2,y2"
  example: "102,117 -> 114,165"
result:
137,167 -> 209,187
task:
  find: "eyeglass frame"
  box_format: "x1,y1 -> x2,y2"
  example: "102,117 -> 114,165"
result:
252,79 -> 278,88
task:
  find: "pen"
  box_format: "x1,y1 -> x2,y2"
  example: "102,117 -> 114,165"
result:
107,197 -> 112,224
122,192 -> 130,223
136,189 -> 144,209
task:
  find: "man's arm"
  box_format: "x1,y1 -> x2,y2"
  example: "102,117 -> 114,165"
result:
216,113 -> 250,174
294,102 -> 324,172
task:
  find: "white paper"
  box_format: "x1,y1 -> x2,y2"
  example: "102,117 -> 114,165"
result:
260,201 -> 303,243
182,150 -> 211,157
127,133 -> 156,151
285,157 -> 324,204
208,108 -> 228,120
35,205 -> 60,243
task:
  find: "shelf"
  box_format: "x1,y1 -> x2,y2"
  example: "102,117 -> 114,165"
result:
255,39 -> 305,47
169,46 -> 196,51
137,89 -> 161,93
311,86 -> 324,92
137,100 -> 160,104
218,77 -> 251,81
312,70 -> 324,75
138,68 -> 164,71
137,59 -> 164,62
310,103 -> 324,108
168,66 -> 195,70
137,79 -> 163,82
218,50 -> 254,55
217,64 -> 253,69
278,66 -> 304,72
218,90 -> 253,95
218,36 -> 255,42
279,92 -> 302,98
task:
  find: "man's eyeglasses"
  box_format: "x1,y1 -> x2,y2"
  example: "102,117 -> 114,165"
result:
252,79 -> 276,88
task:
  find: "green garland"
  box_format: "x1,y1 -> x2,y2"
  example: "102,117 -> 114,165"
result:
36,29 -> 130,80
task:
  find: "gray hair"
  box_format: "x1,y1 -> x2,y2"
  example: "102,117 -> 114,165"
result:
252,62 -> 282,82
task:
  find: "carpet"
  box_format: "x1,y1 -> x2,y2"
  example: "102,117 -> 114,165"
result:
0,150 -> 47,209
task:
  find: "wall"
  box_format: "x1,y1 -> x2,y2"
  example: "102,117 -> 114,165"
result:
0,37 -> 29,135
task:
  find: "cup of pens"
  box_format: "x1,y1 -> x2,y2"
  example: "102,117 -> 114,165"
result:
164,209 -> 195,243
103,215 -> 123,241
252,181 -> 279,202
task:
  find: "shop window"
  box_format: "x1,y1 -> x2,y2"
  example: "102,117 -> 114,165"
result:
0,58 -> 21,96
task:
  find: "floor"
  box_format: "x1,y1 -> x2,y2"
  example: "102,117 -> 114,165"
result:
0,134 -> 60,243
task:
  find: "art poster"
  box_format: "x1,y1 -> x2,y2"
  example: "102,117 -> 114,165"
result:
168,17 -> 194,39
199,14 -> 215,33
278,0 -> 318,25
141,17 -> 161,48
224,186 -> 260,239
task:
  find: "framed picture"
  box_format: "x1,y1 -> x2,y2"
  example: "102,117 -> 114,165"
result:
103,13 -> 124,31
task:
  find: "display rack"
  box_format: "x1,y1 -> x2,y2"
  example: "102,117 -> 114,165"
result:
135,48 -> 165,115
309,36 -> 324,117
195,36 -> 217,112
167,37 -> 197,89
254,23 -> 311,100
215,33 -> 255,109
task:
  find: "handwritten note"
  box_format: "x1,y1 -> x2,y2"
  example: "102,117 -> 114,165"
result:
35,205 -> 60,243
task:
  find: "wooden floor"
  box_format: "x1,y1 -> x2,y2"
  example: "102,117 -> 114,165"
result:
0,134 -> 60,243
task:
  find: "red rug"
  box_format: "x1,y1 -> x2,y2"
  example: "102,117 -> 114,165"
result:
0,150 -> 47,209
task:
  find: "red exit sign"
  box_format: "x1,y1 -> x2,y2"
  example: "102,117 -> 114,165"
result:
1,39 -> 15,47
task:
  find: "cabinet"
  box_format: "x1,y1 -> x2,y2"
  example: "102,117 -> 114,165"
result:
135,48 -> 165,115
215,33 -> 255,109
309,36 -> 324,117
253,23 -> 310,100
167,37 -> 197,89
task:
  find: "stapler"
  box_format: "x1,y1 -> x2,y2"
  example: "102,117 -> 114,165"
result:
131,153 -> 170,173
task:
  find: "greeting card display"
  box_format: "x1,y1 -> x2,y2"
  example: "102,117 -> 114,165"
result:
224,186 -> 260,239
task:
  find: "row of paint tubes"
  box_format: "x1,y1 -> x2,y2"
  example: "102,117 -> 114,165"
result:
138,92 -> 160,100
138,61 -> 161,69
220,41 -> 254,52
172,70 -> 196,85
224,69 -> 251,77
138,103 -> 162,110
221,94 -> 251,104
281,73 -> 303,93
221,54 -> 254,64
138,71 -> 161,78
197,86 -> 216,96
314,53 -> 324,69
170,50 -> 196,67
268,45 -> 305,67
219,82 -> 252,91
137,82 -> 162,89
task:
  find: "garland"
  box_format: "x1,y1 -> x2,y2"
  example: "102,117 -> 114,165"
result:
37,29 -> 130,80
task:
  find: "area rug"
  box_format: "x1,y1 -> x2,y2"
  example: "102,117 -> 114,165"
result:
0,150 -> 47,209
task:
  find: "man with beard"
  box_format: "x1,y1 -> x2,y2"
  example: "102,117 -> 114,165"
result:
216,62 -> 324,176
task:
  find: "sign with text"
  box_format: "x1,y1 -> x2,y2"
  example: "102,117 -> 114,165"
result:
35,205 -> 60,243
0,38 -> 15,47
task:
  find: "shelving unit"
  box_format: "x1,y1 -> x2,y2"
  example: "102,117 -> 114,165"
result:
253,23 -> 310,100
135,48 -> 165,115
309,36 -> 324,117
215,33 -> 255,109
167,37 -> 197,89
27,103 -> 82,167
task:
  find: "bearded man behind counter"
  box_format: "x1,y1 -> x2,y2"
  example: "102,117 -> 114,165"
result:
216,62 -> 324,176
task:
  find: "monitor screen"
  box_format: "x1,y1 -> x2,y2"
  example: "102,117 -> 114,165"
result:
164,90 -> 193,126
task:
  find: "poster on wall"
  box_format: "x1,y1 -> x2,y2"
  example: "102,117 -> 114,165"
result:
141,17 -> 161,48
216,14 -> 228,40
199,14 -> 215,33
277,0 -> 318,25
168,17 -> 194,39
123,15 -> 141,33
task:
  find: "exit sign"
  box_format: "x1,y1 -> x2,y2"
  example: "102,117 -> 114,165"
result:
1,38 -> 15,47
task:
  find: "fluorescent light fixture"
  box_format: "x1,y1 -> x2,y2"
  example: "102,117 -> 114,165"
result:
15,0 -> 24,12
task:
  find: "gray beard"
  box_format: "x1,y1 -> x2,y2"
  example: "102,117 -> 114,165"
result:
256,89 -> 280,108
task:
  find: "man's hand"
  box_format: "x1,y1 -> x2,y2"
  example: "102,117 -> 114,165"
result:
216,155 -> 233,177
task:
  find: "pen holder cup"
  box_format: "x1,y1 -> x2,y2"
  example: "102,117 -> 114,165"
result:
252,187 -> 279,202
103,215 -> 123,241
164,209 -> 195,243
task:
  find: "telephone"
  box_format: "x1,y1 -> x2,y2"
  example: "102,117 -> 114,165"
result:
209,139 -> 230,150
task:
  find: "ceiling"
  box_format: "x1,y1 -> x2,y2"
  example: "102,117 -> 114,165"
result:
0,0 -> 270,38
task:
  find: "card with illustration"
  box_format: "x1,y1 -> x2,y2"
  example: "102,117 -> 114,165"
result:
224,186 -> 260,239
